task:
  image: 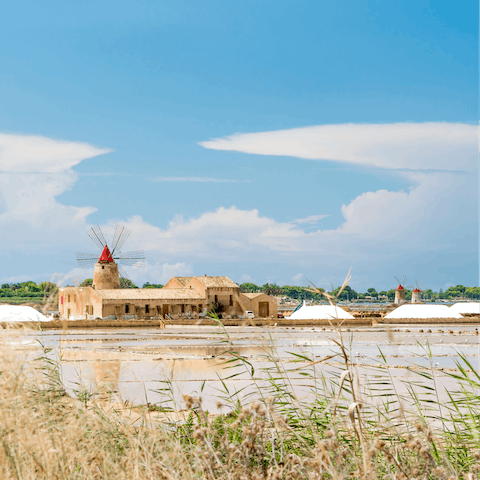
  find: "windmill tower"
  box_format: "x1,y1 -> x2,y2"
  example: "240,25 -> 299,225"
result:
411,280 -> 424,304
76,225 -> 145,289
394,276 -> 407,305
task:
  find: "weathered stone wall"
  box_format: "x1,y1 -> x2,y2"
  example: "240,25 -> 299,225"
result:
93,263 -> 121,290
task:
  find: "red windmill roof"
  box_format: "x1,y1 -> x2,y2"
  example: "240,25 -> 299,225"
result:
397,284 -> 404,291
98,245 -> 114,263
413,288 -> 420,292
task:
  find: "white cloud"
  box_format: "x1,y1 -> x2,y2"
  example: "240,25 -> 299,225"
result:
292,273 -> 304,284
129,262 -> 193,285
1,125 -> 475,291
239,274 -> 253,283
153,176 -> 250,183
294,214 -> 328,225
0,133 -> 111,173
115,170 -> 475,276
0,132 -> 109,253
200,122 -> 477,172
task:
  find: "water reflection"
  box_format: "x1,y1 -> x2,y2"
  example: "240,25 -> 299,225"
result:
4,325 -> 479,411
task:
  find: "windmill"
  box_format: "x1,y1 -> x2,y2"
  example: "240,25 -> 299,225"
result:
393,275 -> 409,305
412,280 -> 424,303
76,225 -> 145,289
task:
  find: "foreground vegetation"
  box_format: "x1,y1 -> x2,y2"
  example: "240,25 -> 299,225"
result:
0,316 -> 478,480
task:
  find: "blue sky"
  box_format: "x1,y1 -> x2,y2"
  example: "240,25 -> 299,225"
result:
0,0 -> 478,291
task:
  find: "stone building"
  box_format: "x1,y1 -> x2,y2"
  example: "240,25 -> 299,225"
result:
59,275 -> 277,320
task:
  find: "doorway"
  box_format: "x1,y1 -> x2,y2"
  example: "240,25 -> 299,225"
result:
259,302 -> 269,317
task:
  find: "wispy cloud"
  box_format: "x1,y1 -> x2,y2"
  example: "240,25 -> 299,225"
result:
0,133 -> 112,173
200,122 -> 477,172
153,176 -> 250,183
294,214 -> 328,224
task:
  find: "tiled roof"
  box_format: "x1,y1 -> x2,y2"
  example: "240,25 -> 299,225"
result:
192,276 -> 239,288
95,288 -> 203,300
171,277 -> 192,287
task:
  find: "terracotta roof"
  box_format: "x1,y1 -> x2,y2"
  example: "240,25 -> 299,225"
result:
171,277 -> 192,287
95,288 -> 203,300
192,276 -> 239,288
242,292 -> 265,299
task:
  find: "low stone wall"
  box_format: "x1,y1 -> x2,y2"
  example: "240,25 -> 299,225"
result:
376,317 -> 479,324
4,315 -> 478,330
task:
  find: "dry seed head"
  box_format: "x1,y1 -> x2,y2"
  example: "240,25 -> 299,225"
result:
183,394 -> 194,409
347,402 -> 362,422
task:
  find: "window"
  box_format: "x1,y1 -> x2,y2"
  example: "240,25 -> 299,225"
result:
181,304 -> 185,313
198,304 -> 202,311
125,304 -> 130,314
145,304 -> 149,314
214,295 -> 218,303
229,295 -> 233,306
74,295 -> 77,302
102,265 -> 105,269
68,294 -> 71,302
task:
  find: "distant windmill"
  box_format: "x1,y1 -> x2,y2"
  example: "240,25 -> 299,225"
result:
412,280 -> 424,303
76,225 -> 145,289
393,275 -> 409,305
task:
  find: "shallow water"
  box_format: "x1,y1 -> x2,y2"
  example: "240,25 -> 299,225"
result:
4,324 -> 479,412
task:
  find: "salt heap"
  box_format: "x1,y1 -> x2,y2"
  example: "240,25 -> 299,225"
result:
449,302 -> 480,316
384,304 -> 462,319
0,305 -> 51,323
288,303 -> 354,320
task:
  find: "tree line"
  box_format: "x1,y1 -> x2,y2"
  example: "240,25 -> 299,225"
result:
1,280 -> 479,302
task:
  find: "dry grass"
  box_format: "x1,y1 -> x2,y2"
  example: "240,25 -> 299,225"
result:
0,315 -> 478,479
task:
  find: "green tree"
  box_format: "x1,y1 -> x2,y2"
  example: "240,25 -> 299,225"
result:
281,286 -> 324,302
80,279 -> 93,287
261,283 -> 283,296
240,283 -> 260,293
143,282 -> 163,289
40,281 -> 57,293
332,285 -> 357,301
120,278 -> 138,289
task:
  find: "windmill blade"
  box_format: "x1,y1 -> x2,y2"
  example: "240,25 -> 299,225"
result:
87,225 -> 107,250
75,252 -> 99,268
111,225 -> 131,255
394,276 -> 401,285
118,265 -> 133,286
114,250 -> 145,267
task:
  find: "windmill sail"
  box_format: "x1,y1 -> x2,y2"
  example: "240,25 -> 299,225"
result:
114,251 -> 145,267
76,224 -> 145,277
76,252 -> 100,268
111,225 -> 131,255
87,225 -> 108,250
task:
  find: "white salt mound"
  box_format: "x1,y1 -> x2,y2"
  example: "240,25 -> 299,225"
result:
384,304 -> 462,319
0,305 -> 51,323
288,304 -> 354,320
449,302 -> 480,315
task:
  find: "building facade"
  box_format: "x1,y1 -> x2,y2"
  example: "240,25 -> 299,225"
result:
59,275 -> 277,320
